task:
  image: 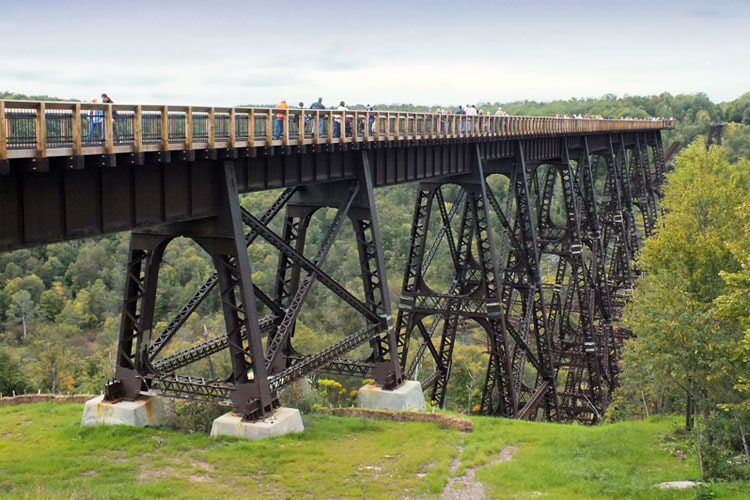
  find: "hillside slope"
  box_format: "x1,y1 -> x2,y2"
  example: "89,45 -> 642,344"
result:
1,403 -> 747,498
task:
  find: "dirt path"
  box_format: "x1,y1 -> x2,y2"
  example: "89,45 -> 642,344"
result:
442,439 -> 518,500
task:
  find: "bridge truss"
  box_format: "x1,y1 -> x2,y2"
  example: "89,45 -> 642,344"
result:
0,100 -> 670,423
103,132 -> 665,423
398,133 -> 665,422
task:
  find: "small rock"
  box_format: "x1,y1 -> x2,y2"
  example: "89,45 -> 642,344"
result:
656,481 -> 701,490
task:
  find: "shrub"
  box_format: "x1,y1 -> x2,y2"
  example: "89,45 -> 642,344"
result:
173,401 -> 226,434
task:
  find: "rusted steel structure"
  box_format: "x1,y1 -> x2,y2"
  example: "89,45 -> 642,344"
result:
0,100 -> 672,422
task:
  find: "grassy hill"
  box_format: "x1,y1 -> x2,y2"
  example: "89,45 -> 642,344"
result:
0,403 -> 747,498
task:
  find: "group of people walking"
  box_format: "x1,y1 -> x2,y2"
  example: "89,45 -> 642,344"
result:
271,99 -> 509,140
84,94 -> 519,144
273,98 -> 356,139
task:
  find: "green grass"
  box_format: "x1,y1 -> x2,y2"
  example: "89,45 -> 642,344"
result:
0,403 -> 747,498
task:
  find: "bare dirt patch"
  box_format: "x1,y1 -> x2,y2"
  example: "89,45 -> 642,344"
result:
190,459 -> 213,472
327,408 -> 472,431
0,394 -> 93,406
443,444 -> 518,500
188,474 -> 213,483
138,466 -> 177,483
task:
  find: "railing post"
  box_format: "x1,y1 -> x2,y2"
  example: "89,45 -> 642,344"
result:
228,108 -> 236,148
283,108 -> 289,145
36,102 -> 47,159
248,109 -> 254,145
161,105 -> 169,151
134,105 -> 143,154
266,109 -> 273,145
208,107 -> 216,150
298,109 -> 305,144
313,110 -> 320,146
327,110 -> 334,144
72,103 -> 82,156
353,111 -> 359,142
185,106 -> 193,150
0,101 -> 6,164
338,109 -> 346,141
104,104 -> 114,154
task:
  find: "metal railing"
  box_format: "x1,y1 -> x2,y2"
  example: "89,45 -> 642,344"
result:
0,99 -> 675,161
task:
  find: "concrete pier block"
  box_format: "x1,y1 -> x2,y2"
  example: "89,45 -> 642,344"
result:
81,394 -> 174,427
210,407 -> 304,440
357,380 -> 426,412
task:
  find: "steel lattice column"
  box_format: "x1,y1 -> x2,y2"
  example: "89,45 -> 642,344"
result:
106,160 -> 276,420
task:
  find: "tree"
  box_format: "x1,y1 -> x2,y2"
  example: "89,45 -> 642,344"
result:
25,323 -> 79,393
0,349 -> 28,396
616,140 -> 750,479
38,282 -> 67,321
620,140 -> 749,425
6,290 -> 36,340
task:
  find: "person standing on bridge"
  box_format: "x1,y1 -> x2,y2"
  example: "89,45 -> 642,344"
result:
310,97 -> 325,137
273,98 -> 288,140
101,93 -> 118,140
464,104 -> 477,133
367,104 -> 375,135
87,98 -> 104,143
334,101 -> 348,138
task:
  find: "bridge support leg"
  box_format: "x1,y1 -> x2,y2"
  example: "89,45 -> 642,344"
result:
351,151 -> 425,410
91,160 -> 283,429
394,146 -> 518,415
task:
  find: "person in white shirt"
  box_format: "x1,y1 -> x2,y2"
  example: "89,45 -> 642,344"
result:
334,101 -> 348,137
465,104 -> 477,133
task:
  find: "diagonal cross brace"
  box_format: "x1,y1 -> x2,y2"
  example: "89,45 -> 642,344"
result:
152,315 -> 278,373
269,324 -> 381,391
262,183 -> 367,370
240,208 -> 379,325
148,187 -> 297,359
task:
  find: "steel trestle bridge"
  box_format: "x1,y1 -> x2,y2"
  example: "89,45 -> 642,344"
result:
0,100 -> 673,422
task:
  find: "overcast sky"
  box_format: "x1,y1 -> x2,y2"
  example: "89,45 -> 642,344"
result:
0,0 -> 748,106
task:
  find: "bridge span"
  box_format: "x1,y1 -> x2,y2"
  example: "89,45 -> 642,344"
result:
0,100 -> 673,424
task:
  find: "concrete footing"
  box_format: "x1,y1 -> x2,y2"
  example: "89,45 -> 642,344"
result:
357,380 -> 427,411
210,407 -> 304,440
81,394 -> 174,427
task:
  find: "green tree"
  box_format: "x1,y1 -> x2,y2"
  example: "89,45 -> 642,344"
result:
6,290 -> 36,340
38,282 -> 67,321
0,349 -> 28,396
